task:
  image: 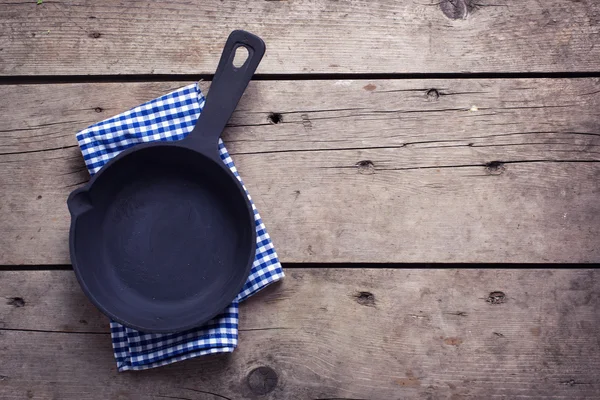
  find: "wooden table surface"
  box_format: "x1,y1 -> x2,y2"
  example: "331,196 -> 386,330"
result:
1,1 -> 599,399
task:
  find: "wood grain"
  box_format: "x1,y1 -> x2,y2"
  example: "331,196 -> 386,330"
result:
0,0 -> 599,75
1,79 -> 599,264
0,269 -> 599,399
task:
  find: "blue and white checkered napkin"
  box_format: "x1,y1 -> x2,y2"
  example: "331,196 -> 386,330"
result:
76,83 -> 284,371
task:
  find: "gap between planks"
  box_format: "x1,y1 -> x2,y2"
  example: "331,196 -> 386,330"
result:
1,71 -> 600,86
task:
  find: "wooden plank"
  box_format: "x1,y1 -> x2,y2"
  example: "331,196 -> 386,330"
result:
1,79 -> 599,264
0,0 -> 599,75
0,269 -> 599,399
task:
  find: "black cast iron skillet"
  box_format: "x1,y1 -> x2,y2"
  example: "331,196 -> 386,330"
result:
67,30 -> 265,333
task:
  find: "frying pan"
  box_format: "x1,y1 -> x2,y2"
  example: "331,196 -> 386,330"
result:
67,30 -> 265,333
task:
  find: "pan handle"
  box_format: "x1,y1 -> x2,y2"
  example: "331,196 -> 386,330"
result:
184,30 -> 266,154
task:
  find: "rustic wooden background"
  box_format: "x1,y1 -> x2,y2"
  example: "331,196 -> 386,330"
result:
0,0 -> 599,399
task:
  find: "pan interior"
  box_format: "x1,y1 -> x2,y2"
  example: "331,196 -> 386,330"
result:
72,145 -> 255,332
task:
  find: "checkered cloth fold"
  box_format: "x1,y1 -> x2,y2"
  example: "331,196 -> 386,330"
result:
75,83 -> 284,371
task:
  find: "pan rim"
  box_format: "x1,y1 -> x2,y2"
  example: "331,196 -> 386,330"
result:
69,142 -> 257,333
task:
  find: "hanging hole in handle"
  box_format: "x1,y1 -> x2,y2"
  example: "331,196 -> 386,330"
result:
232,45 -> 249,68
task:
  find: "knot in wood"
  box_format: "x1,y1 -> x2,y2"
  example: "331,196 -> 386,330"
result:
486,291 -> 506,304
440,0 -> 471,20
485,161 -> 506,175
356,160 -> 375,175
268,112 -> 283,124
426,89 -> 440,100
7,297 -> 25,307
247,366 -> 278,395
354,291 -> 376,307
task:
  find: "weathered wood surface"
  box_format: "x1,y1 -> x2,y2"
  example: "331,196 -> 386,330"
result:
1,0 -> 599,75
1,79 -> 599,264
0,269 -> 599,399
